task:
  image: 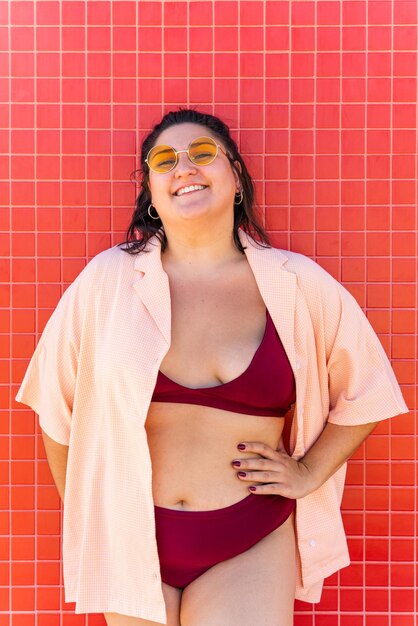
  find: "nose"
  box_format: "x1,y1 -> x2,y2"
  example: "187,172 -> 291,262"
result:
173,150 -> 197,176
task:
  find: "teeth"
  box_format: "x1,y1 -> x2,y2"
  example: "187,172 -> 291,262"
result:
176,184 -> 206,196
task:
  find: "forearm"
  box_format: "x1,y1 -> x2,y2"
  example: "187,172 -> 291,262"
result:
299,420 -> 379,491
41,429 -> 68,504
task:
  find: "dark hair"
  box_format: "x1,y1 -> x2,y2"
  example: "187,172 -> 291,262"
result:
117,107 -> 272,255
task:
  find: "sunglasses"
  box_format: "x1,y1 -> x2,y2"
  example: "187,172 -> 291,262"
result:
145,136 -> 229,174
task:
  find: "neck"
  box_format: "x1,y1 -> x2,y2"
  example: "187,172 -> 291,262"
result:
161,228 -> 244,275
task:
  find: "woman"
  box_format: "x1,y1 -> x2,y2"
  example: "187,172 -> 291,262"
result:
15,108 -> 409,625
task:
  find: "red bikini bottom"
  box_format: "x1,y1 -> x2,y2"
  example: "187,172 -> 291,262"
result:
154,492 -> 296,588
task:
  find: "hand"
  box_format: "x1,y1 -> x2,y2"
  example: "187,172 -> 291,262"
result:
231,441 -> 316,499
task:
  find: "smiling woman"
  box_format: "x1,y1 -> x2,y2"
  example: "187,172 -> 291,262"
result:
144,124 -> 243,246
125,107 -> 265,258
15,107 -> 409,625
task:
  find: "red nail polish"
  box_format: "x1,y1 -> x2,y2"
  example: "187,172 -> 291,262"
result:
238,471 -> 246,477
249,486 -> 256,492
237,444 -> 246,450
232,461 -> 241,467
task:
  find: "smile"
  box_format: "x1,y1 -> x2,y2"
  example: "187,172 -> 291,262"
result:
175,185 -> 208,197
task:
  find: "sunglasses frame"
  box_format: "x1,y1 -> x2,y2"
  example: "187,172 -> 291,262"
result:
145,135 -> 230,174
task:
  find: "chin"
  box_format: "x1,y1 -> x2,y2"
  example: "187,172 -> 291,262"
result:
175,204 -> 213,218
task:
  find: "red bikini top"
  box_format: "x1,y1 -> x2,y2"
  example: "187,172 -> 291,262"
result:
151,309 -> 296,418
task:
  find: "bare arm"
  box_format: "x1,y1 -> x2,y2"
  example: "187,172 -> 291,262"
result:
41,429 -> 68,504
299,420 -> 379,492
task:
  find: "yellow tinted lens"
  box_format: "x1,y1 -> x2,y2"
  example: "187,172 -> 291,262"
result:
189,137 -> 217,165
147,145 -> 177,172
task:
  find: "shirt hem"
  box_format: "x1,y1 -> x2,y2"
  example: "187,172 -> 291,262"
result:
296,553 -> 351,603
66,596 -> 167,623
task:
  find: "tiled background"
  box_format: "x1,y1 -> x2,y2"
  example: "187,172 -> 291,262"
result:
3,0 -> 417,624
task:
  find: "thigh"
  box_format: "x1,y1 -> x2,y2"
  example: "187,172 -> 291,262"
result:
104,582 -> 182,626
180,510 -> 296,626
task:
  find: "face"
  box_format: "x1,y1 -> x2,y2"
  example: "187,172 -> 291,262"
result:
146,123 -> 241,228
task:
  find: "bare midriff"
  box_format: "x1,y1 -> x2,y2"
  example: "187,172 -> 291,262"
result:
144,252 -> 294,512
145,402 -> 291,511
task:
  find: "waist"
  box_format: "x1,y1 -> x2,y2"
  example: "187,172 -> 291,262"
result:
145,401 -> 290,510
154,492 -> 297,515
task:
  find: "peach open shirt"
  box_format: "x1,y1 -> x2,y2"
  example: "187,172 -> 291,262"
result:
15,228 -> 409,622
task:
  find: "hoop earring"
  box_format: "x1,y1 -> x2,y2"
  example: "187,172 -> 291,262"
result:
148,204 -> 160,220
234,189 -> 244,205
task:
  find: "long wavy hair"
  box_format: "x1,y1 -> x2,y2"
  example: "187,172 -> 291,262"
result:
117,107 -> 272,255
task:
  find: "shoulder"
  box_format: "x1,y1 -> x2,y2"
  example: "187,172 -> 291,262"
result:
244,234 -> 346,312
54,245 -> 136,315
72,243 -> 137,285
87,243 -> 136,271
281,248 -> 335,280
270,246 -> 343,298
269,246 -> 357,332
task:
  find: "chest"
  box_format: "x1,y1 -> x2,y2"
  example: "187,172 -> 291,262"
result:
158,262 -> 268,388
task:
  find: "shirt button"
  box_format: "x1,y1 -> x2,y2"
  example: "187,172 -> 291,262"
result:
308,539 -> 317,547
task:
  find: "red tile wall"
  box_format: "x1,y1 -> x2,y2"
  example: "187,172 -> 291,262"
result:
3,1 -> 417,624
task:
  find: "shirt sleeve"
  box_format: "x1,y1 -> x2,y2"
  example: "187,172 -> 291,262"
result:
14,267 -> 90,446
324,276 -> 409,426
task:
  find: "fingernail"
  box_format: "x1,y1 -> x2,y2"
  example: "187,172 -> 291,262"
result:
249,486 -> 256,492
232,461 -> 241,467
238,472 -> 246,477
237,444 -> 246,450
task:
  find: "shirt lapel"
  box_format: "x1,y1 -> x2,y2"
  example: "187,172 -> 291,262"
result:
132,232 -> 172,346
